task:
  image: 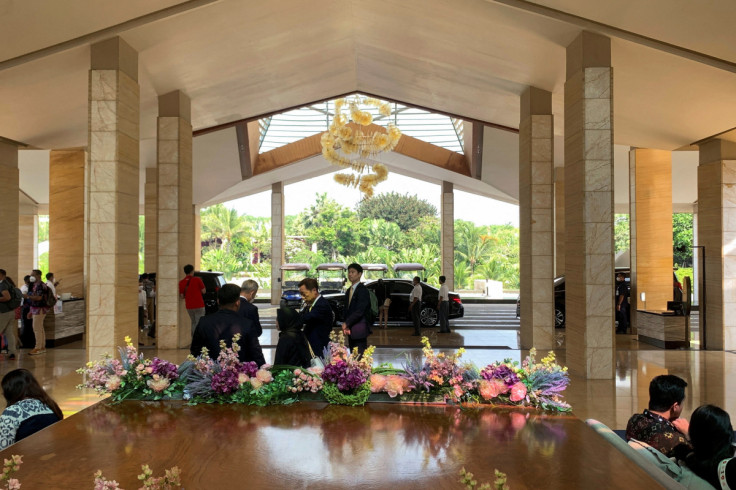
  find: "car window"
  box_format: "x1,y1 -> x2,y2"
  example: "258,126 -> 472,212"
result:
392,281 -> 413,294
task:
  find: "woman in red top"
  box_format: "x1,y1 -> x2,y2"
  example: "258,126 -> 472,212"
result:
179,265 -> 206,336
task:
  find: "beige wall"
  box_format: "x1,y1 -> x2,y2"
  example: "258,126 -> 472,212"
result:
629,149 -> 673,330
441,181 -> 454,290
0,143 -> 19,281
49,149 -> 86,298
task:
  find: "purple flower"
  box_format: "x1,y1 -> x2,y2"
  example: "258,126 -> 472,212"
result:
323,360 -> 367,391
151,358 -> 179,380
480,364 -> 519,387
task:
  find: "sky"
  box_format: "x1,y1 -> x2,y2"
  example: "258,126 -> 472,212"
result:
224,172 -> 520,227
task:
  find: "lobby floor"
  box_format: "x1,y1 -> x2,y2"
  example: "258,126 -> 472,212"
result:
0,304 -> 731,431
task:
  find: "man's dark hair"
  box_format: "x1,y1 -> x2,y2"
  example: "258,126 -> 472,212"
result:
46,272 -> 53,280
439,276 -> 446,283
648,375 -> 687,411
298,278 -> 319,291
347,263 -> 363,274
217,284 -> 241,306
0,269 -> 5,277
413,276 -> 421,283
141,273 -> 149,280
183,264 -> 194,275
32,269 -> 42,276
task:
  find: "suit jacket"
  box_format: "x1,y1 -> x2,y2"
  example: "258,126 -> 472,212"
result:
274,328 -> 310,368
300,295 -> 334,357
344,282 -> 370,329
237,298 -> 263,337
190,309 -> 266,366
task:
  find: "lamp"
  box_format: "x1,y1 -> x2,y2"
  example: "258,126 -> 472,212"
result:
320,96 -> 401,198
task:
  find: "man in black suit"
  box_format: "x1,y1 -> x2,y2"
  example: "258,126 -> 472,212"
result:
191,284 -> 265,366
341,263 -> 371,356
298,277 -> 334,358
238,279 -> 262,337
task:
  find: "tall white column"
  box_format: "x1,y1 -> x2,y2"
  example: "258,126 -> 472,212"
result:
271,183 -> 284,305
441,181 -> 454,290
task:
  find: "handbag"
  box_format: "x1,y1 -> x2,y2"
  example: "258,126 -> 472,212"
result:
306,337 -> 324,370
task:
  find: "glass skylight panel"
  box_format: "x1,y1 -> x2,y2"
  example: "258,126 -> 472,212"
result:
258,94 -> 464,154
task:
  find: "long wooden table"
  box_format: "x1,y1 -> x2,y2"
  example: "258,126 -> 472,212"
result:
0,401 -> 662,489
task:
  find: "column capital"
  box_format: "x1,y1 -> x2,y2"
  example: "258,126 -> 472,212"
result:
566,31 -> 611,77
442,181 -> 453,193
90,37 -> 138,81
699,138 -> 736,165
158,90 -> 191,122
520,87 -> 552,117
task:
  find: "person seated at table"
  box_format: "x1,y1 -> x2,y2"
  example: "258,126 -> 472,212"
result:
274,304 -> 310,368
0,369 -> 63,449
191,284 -> 265,366
626,374 -> 692,459
685,404 -> 736,488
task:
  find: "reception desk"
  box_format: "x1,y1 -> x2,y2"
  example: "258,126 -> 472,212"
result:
45,298 -> 85,346
636,309 -> 689,349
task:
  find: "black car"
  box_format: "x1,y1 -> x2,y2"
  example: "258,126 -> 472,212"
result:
194,271 -> 227,315
323,279 -> 464,328
516,276 -> 567,327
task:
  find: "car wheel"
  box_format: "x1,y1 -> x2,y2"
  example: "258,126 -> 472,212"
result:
420,306 -> 438,327
555,308 -> 565,328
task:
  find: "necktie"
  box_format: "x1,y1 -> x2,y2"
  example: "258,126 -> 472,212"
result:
348,286 -> 354,306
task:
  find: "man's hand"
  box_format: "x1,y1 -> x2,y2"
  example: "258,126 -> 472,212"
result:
672,417 -> 690,437
341,322 -> 350,336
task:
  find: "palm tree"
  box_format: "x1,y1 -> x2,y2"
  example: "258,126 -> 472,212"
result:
455,221 -> 494,277
201,204 -> 249,254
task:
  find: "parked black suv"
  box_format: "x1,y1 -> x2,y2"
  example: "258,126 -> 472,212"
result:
323,279 -> 464,327
194,271 -> 227,315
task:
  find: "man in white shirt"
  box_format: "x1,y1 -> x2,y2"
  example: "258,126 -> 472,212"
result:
45,272 -> 58,299
437,275 -> 450,333
409,276 -> 422,337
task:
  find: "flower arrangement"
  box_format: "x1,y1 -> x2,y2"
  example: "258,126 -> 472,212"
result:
77,337 -> 191,402
1,455 -> 21,490
459,467 -> 509,490
320,331 -> 375,406
183,335 -> 293,406
476,349 -> 570,412
402,337 -> 478,402
321,95 -> 401,198
77,335 -> 571,412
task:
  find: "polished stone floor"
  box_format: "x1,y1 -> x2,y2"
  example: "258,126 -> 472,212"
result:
0,304 -> 732,432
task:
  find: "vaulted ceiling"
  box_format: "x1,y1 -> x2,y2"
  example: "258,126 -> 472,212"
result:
2,0 -> 733,208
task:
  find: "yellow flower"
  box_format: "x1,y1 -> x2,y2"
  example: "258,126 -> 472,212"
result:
124,336 -> 132,346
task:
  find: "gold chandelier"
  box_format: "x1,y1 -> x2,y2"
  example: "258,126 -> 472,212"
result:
320,96 -> 401,198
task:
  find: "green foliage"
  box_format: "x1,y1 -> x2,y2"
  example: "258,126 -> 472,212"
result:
38,216 -> 49,242
321,381 -> 372,406
673,213 -> 693,267
300,193 -> 363,259
614,214 -> 630,254
37,252 -> 49,277
356,192 -> 437,231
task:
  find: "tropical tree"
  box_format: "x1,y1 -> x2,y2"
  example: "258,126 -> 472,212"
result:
201,204 -> 249,254
453,259 -> 472,290
673,213 -> 693,267
300,193 -> 363,259
614,214 -> 630,254
454,220 -> 494,277
356,192 -> 437,232
361,218 -> 403,251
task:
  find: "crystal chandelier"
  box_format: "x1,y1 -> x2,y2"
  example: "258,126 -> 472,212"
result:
320,96 -> 401,198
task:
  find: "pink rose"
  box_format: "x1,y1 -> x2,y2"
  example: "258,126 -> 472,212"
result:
480,379 -> 508,399
255,369 -> 272,383
146,375 -> 170,393
105,375 -> 121,392
370,374 -> 387,393
509,382 -> 527,402
453,384 -> 464,399
250,378 -> 263,390
385,375 -> 407,398
237,373 -> 250,385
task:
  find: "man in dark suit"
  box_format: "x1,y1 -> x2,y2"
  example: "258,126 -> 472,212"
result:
341,263 -> 371,356
238,279 -> 262,337
191,284 -> 265,366
298,277 -> 334,358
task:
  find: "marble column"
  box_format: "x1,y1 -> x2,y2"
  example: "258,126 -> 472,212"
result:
441,181 -> 455,290
697,138 -> 736,350
554,168 -> 565,277
0,142 -> 19,281
49,149 -> 87,298
87,37 -> 140,360
156,90 -> 194,349
519,86 -> 555,350
628,149 -> 673,332
564,31 -> 614,379
271,183 -> 284,305
144,167 -> 158,274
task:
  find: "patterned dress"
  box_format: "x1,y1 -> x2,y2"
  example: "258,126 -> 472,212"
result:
625,409 -> 692,458
0,398 -> 59,449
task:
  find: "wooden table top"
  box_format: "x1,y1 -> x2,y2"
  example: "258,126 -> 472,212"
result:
1,401 -> 662,489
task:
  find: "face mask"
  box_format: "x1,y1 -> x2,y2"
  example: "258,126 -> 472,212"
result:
29,276 -> 36,283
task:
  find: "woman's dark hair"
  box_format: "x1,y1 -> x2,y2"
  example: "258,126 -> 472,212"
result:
2,369 -> 63,420
686,404 -> 734,486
